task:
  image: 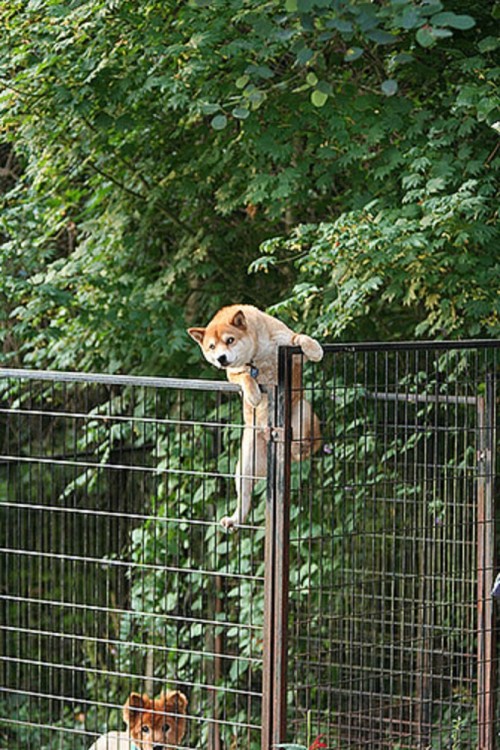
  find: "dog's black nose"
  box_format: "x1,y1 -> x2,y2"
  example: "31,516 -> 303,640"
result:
218,354 -> 228,366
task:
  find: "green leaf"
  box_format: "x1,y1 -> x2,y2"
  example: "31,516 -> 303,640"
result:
366,29 -> 396,45
381,79 -> 398,96
232,107 -> 250,119
94,112 -> 114,129
398,8 -> 421,29
430,27 -> 453,39
416,26 -> 435,47
248,256 -> 277,274
478,36 -> 499,53
210,114 -> 227,130
296,47 -> 314,65
306,72 -> 318,86
311,89 -> 328,107
247,88 -> 266,109
432,12 -> 476,29
285,0 -> 298,10
421,0 -> 444,14
316,80 -> 332,95
235,75 -> 250,89
115,114 -> 135,131
200,102 -> 220,115
344,47 -> 364,62
325,18 -> 353,33
393,52 -> 413,64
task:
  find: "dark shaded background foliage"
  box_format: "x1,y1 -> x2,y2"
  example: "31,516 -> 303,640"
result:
0,0 -> 498,378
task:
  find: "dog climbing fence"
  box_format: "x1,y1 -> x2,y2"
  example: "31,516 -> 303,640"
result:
0,339 -> 498,750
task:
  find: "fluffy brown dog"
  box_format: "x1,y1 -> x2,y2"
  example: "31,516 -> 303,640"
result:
188,304 -> 323,529
89,691 -> 188,750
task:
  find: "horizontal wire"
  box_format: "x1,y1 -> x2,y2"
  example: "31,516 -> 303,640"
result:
0,452 -> 264,481
0,624 -> 263,665
0,405 -> 248,431
0,500 -> 264,531
0,656 -> 262,700
0,718 -> 260,747
0,594 -> 263,631
0,546 -> 265,581
0,688 -> 261,734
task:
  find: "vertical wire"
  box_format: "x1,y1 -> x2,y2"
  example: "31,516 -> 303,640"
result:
29,378 -> 35,749
411,346 -> 420,746
399,348 -> 411,744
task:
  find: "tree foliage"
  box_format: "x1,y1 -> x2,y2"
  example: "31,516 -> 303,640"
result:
0,0 -> 498,375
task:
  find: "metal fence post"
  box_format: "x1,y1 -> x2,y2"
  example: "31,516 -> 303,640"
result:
477,372 -> 497,750
262,346 -> 292,750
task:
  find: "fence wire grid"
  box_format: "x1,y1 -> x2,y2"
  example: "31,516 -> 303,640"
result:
279,342 -> 498,750
0,339 -> 498,750
0,371 -> 265,750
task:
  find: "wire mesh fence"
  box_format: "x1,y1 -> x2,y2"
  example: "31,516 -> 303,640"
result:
0,371 -> 266,750
0,340 -> 498,750
280,342 -> 499,750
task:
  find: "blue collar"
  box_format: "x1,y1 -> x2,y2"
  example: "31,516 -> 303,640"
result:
248,363 -> 259,378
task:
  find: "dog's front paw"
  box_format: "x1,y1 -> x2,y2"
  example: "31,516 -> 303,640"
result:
243,382 -> 263,408
298,335 -> 324,362
220,515 -> 239,532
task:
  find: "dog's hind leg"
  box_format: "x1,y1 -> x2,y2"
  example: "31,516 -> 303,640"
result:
290,397 -> 322,461
220,425 -> 267,530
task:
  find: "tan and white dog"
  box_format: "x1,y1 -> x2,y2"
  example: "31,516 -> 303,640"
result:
188,304 -> 323,529
89,691 -> 188,750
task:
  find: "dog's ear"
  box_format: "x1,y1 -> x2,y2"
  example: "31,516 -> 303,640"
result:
187,327 -> 206,345
164,690 -> 188,715
123,693 -> 149,726
231,310 -> 246,330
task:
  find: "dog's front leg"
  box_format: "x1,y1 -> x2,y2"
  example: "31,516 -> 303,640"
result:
292,333 -> 324,362
220,425 -> 267,531
227,370 -> 262,407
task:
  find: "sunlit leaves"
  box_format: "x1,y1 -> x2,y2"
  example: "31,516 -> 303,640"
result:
311,89 -> 328,107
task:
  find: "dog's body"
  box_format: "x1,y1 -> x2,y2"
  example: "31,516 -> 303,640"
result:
89,691 -> 188,750
188,305 -> 323,529
89,732 -> 136,750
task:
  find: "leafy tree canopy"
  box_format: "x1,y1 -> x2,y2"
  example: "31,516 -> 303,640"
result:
0,0 -> 498,375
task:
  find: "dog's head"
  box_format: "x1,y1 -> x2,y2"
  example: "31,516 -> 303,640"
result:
123,691 -> 188,749
188,307 -> 255,370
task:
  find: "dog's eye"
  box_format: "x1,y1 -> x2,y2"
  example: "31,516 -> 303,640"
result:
226,337 -> 234,345
208,343 -> 215,350
163,723 -> 170,733
141,725 -> 150,734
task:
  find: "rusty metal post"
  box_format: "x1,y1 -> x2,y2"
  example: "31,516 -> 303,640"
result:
477,373 -> 497,750
262,346 -> 292,750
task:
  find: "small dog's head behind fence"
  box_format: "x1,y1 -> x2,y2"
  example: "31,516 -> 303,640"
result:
123,691 -> 188,749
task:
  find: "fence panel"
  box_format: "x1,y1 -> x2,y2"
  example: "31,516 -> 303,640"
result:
0,341 -> 498,750
0,370 -> 266,750
282,342 -> 498,749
